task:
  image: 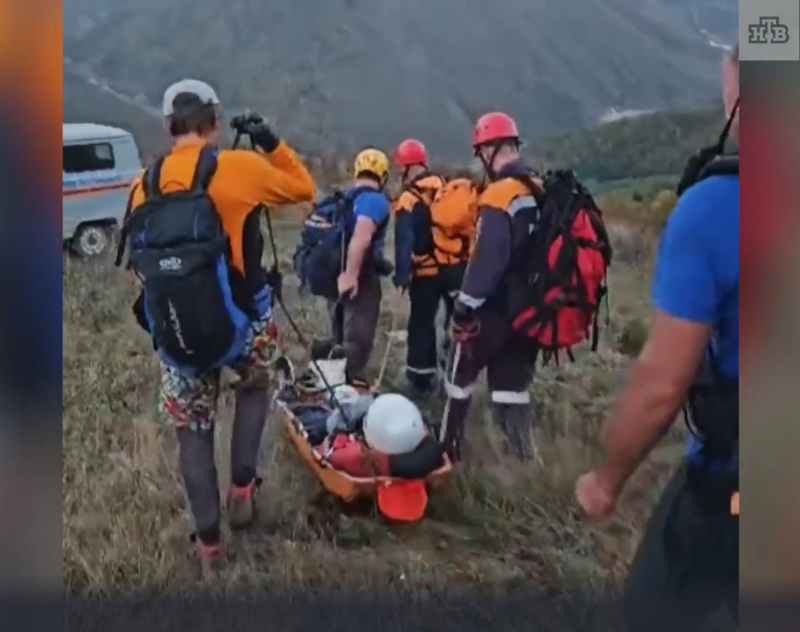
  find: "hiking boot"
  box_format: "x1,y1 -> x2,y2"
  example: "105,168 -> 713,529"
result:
191,535 -> 229,581
227,478 -> 262,530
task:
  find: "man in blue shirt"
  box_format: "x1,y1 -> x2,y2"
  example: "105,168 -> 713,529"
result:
576,45 -> 739,631
328,148 -> 392,381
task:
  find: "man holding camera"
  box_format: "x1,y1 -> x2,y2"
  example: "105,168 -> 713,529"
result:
124,78 -> 315,576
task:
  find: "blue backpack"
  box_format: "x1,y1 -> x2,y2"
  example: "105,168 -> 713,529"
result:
293,187 -> 370,300
116,145 -> 257,378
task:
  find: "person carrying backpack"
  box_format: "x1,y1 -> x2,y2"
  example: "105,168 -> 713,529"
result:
117,79 -> 315,575
442,112 -> 610,462
295,148 -> 392,383
575,46 -> 739,631
392,139 -> 479,393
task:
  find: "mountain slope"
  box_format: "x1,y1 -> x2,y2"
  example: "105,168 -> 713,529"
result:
658,0 -> 738,47
63,0 -> 732,159
63,66 -> 166,157
536,107 -> 725,181
63,63 -> 724,186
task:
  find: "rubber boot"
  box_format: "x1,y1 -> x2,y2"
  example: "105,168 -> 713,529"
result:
441,397 -> 471,462
491,403 -> 533,461
406,371 -> 436,395
228,385 -> 269,529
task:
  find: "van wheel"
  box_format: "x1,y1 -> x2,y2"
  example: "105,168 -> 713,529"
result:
72,223 -> 113,258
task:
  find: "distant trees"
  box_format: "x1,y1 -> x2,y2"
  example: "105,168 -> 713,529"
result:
534,108 -> 723,182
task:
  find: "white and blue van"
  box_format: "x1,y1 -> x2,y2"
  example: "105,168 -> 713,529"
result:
63,123 -> 143,258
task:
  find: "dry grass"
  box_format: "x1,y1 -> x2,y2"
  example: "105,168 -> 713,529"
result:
63,213 -> 681,600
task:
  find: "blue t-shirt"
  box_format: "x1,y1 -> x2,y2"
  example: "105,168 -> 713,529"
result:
345,186 -> 390,260
651,175 -> 739,466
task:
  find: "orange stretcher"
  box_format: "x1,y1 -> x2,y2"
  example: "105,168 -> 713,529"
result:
277,384 -> 452,521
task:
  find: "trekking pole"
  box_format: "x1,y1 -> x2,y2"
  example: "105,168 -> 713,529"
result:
438,341 -> 462,446
238,134 -> 282,278
231,126 -> 352,423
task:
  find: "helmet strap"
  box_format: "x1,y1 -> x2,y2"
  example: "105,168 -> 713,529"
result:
476,142 -> 505,180
402,164 -> 428,184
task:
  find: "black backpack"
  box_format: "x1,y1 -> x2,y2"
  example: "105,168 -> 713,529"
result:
683,346 -> 739,462
292,190 -> 353,300
676,98 -> 739,197
676,100 -> 740,466
115,145 -> 256,377
292,186 -> 384,300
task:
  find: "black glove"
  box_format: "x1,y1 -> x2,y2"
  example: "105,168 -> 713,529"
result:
392,274 -> 409,292
451,302 -> 480,343
248,122 -> 280,153
374,257 -> 394,277
230,113 -> 280,153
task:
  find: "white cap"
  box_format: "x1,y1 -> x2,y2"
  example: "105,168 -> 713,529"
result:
363,393 -> 426,455
162,79 -> 221,117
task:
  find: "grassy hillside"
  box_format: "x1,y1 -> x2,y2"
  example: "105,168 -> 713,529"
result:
64,207 -> 680,611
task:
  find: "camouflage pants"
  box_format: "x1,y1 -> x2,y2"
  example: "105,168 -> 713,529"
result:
158,314 -> 281,432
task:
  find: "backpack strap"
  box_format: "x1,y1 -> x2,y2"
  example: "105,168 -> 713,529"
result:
509,171 -> 547,206
113,182 -> 141,268
676,100 -> 739,196
698,154 -> 739,181
404,174 -> 442,207
190,145 -> 218,191
142,157 -> 164,199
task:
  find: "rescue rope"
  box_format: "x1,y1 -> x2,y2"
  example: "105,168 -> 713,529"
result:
372,290 -> 403,390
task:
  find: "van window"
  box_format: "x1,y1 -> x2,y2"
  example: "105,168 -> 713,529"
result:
63,142 -> 116,173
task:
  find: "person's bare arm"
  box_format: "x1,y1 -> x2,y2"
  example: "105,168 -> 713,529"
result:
343,216 -> 377,278
596,311 -> 711,496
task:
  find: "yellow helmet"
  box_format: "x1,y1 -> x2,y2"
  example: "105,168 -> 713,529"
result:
353,148 -> 389,179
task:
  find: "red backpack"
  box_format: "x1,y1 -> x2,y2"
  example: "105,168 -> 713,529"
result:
509,170 -> 612,360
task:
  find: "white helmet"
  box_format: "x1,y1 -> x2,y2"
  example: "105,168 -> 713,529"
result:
363,393 -> 426,455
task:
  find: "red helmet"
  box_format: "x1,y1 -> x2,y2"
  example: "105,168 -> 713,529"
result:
471,112 -> 519,148
394,138 -> 427,167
